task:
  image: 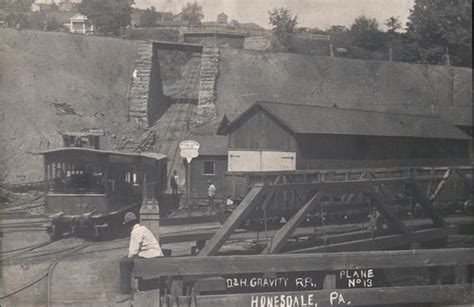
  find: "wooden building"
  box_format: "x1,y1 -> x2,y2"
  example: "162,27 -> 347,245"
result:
219,101 -> 471,172
188,135 -> 230,201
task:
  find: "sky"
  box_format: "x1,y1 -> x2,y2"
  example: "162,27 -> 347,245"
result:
134,0 -> 415,30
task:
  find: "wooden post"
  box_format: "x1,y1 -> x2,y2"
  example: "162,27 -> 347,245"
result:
140,202 -> 161,242
187,160 -> 191,206
44,160 -> 48,190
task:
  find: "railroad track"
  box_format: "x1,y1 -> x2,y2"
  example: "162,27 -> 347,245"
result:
0,218 -> 49,233
0,240 -> 93,306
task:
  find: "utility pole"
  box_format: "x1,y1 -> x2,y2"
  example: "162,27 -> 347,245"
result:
445,47 -> 451,67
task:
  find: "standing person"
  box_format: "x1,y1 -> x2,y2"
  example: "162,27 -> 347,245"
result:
170,170 -> 179,196
207,180 -> 216,207
119,212 -> 163,294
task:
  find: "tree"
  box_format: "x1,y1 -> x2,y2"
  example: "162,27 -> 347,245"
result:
268,7 -> 298,51
78,0 -> 134,35
349,16 -> 386,51
385,16 -> 402,33
1,0 -> 33,28
406,0 -> 472,67
181,2 -> 203,26
139,6 -> 160,27
161,12 -> 174,22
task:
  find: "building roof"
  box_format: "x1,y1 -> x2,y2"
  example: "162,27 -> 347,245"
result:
189,135 -> 228,156
210,49 -> 472,132
69,14 -> 88,22
238,22 -> 265,31
38,147 -> 167,161
221,101 -> 470,140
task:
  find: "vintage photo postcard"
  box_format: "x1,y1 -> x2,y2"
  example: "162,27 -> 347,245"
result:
0,0 -> 472,306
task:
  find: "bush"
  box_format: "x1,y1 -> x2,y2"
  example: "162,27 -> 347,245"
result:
123,28 -> 179,42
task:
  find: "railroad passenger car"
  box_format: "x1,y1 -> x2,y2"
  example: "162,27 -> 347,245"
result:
40,148 -> 167,239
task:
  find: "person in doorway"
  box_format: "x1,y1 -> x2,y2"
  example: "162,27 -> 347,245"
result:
207,180 -> 217,207
170,170 -> 179,196
119,212 -> 163,294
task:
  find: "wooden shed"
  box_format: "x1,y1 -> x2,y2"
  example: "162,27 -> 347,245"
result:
188,135 -> 230,201
219,101 -> 471,172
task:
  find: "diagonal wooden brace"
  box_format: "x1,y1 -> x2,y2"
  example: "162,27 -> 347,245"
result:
198,186 -> 265,256
367,182 -> 407,234
268,191 -> 323,254
410,179 -> 446,227
430,169 -> 452,201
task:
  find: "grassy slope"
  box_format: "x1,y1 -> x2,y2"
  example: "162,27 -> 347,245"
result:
0,29 -> 139,182
215,49 -> 472,125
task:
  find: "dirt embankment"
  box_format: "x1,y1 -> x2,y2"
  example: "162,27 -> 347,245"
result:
0,29 -> 140,182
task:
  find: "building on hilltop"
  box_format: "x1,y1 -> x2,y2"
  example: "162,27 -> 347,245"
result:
217,12 -> 228,24
68,14 -> 94,34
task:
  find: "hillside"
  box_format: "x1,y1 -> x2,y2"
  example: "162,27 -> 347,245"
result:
210,49 -> 472,130
0,29 -> 139,182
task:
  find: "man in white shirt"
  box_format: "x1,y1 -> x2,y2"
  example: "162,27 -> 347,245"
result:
208,180 -> 217,207
120,212 -> 163,294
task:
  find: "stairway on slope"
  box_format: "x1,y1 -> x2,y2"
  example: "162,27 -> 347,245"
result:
151,52 -> 202,191
116,130 -> 158,153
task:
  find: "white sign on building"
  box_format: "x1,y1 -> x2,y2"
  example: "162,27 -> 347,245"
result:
228,150 -> 296,172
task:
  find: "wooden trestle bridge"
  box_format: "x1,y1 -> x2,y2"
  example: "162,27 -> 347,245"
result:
131,165 -> 473,306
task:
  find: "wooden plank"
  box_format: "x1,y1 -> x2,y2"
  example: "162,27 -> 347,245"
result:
133,288 -> 160,307
287,226 -> 457,254
260,191 -> 275,211
157,216 -> 473,245
181,284 -> 473,307
268,192 -> 323,254
194,277 -> 226,293
426,167 -> 435,197
262,178 -> 410,195
455,265 -> 469,284
198,186 -> 265,256
226,165 -> 467,178
367,183 -> 407,233
430,169 -> 452,200
159,229 -> 216,244
160,215 -> 220,226
410,180 -> 446,227
134,246 -> 474,279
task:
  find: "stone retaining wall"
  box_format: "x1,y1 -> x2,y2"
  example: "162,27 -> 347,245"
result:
196,46 -> 220,124
129,42 -> 153,127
